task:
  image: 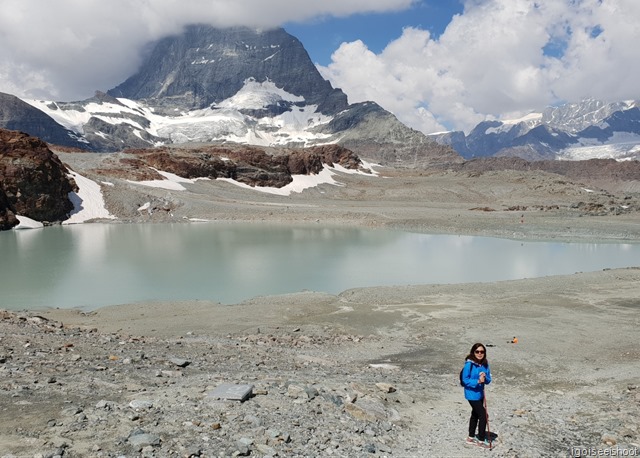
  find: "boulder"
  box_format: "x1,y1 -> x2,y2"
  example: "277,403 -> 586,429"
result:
0,129 -> 77,229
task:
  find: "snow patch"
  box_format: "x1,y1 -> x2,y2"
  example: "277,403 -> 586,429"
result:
560,132 -> 640,161
64,171 -> 116,224
219,166 -> 339,196
500,112 -> 543,125
218,162 -> 378,196
14,215 -> 44,230
216,78 -> 304,110
127,168 -> 209,191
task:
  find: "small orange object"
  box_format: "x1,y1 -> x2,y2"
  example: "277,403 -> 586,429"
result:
512,337 -> 518,344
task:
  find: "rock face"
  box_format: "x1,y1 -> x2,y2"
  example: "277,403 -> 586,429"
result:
108,25 -> 348,115
0,129 -> 77,229
0,187 -> 18,230
323,102 -> 461,167
93,143 -> 364,188
0,92 -> 88,150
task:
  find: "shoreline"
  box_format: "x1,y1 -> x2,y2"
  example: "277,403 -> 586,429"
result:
40,266 -> 640,338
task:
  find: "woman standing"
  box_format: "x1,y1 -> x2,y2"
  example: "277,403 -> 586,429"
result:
461,343 -> 492,448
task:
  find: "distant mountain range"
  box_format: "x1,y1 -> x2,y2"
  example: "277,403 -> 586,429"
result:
0,25 -> 638,165
0,25 -> 456,167
431,99 -> 640,161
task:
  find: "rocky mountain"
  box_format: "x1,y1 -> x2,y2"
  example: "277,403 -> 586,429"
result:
0,92 -> 88,150
432,99 -> 640,161
0,129 -> 77,230
6,25 -> 458,167
108,25 -> 348,115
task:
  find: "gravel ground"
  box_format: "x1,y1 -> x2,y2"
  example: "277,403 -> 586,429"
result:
1,153 -> 639,457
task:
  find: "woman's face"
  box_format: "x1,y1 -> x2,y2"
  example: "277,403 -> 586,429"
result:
474,346 -> 486,359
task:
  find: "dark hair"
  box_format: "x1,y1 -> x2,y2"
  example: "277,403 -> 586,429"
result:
465,343 -> 488,366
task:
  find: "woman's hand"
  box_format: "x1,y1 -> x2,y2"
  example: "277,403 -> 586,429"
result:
478,372 -> 486,384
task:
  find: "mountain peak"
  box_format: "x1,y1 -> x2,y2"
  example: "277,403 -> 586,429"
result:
107,25 -> 348,114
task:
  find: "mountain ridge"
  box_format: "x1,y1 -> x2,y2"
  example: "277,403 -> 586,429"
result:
432,99 -> 640,161
1,25 -> 638,165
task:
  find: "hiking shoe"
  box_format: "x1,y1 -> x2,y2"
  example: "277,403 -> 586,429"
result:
475,439 -> 492,448
464,437 -> 478,446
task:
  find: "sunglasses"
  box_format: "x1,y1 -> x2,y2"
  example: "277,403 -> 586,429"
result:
474,350 -> 485,354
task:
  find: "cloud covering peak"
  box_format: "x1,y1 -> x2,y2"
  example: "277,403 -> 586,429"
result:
0,0 -> 412,101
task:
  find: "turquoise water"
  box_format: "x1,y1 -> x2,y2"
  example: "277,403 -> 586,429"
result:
1,223 -> 638,310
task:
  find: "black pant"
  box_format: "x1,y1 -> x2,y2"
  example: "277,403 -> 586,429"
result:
468,399 -> 487,441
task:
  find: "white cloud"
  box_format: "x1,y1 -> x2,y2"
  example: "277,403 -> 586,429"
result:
0,0 -> 412,100
320,0 -> 640,133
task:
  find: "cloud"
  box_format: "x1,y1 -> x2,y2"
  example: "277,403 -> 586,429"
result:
320,0 -> 640,133
0,0 -> 413,100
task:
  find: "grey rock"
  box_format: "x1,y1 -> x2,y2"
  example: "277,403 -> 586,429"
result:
255,443 -> 277,455
128,432 -> 161,448
169,357 -> 191,367
129,399 -> 154,410
208,383 -> 254,402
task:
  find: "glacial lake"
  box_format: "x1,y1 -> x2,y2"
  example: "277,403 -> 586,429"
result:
1,222 -> 639,311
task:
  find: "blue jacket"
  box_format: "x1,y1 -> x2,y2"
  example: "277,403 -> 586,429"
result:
462,359 -> 492,401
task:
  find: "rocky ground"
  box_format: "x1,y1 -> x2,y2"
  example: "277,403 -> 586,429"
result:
2,268 -> 640,458
1,150 -> 640,457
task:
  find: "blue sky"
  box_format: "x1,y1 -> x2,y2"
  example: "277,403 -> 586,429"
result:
285,2 -> 464,66
0,0 -> 639,134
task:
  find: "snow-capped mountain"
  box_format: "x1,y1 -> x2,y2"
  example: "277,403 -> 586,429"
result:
432,99 -> 640,161
1,25 -> 457,167
24,83 -> 337,150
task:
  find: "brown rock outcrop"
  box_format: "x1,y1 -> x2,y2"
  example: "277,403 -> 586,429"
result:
0,187 -> 18,230
98,143 -> 364,189
0,129 -> 77,229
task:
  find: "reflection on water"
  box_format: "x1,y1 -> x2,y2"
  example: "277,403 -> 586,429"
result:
1,223 -> 638,310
